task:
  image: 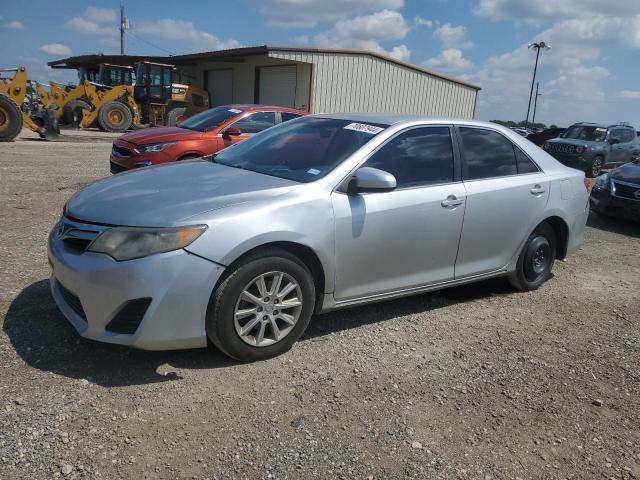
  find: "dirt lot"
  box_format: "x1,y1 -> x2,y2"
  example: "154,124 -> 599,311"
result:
1,128 -> 639,480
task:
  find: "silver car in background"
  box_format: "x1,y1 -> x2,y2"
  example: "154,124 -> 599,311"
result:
48,114 -> 590,361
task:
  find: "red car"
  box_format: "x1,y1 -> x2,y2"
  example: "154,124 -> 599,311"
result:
110,105 -> 308,173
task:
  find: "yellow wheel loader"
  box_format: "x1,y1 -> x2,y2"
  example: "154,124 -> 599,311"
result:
0,66 -> 59,142
77,61 -> 209,133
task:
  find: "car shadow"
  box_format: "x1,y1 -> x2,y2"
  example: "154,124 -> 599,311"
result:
4,277 -> 513,388
587,211 -> 640,238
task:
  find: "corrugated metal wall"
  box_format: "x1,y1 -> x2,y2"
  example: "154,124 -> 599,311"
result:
270,51 -> 478,118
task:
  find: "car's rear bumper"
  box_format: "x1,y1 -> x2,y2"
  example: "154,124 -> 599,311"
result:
48,229 -> 225,350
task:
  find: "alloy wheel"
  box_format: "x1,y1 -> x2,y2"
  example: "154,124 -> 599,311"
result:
233,271 -> 303,347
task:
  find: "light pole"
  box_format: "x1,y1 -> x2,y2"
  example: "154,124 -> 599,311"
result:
532,82 -> 542,126
525,41 -> 550,128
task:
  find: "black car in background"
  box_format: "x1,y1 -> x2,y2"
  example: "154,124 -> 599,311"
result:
590,156 -> 640,221
526,127 -> 566,147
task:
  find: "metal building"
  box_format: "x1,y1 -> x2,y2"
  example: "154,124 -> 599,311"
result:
49,45 -> 480,117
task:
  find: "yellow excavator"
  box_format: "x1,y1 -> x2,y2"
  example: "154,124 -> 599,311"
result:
0,66 -> 59,142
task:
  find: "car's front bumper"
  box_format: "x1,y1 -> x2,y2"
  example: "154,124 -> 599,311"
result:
48,229 -> 224,350
590,188 -> 640,220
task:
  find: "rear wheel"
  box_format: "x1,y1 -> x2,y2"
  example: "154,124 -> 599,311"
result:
0,94 -> 23,142
166,107 -> 187,126
98,101 -> 132,132
62,99 -> 92,125
509,222 -> 556,291
207,248 -> 315,362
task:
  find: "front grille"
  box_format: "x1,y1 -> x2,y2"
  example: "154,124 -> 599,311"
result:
110,160 -> 128,174
57,281 -> 87,321
613,181 -> 640,201
546,143 -> 577,155
60,226 -> 100,252
112,145 -> 132,157
105,298 -> 152,335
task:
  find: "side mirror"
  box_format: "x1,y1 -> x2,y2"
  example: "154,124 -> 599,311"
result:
222,127 -> 241,139
348,167 -> 396,194
608,137 -> 619,145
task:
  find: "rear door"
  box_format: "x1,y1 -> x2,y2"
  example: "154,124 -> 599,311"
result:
454,126 -> 550,278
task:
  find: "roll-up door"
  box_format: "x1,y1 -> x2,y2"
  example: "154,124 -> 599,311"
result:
258,65 -> 297,107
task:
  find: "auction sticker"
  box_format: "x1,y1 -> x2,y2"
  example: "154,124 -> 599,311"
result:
343,123 -> 384,134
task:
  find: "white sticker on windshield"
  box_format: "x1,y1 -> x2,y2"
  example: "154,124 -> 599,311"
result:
307,168 -> 321,175
343,122 -> 384,135
228,108 -> 242,114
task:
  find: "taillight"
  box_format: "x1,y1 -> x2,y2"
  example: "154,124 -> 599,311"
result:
584,177 -> 591,191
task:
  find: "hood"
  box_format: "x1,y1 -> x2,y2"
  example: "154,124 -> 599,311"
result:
611,161 -> 640,184
66,160 -> 298,227
118,126 -> 202,145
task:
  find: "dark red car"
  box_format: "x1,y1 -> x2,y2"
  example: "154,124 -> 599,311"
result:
110,105 -> 308,173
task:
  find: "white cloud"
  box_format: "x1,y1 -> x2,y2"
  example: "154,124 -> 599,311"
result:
66,6 -> 117,38
475,0 -> 640,21
259,0 -> 404,27
424,48 -> 474,72
389,45 -> 411,61
313,9 -> 411,59
433,23 -> 474,50
414,16 -> 433,28
4,21 -> 24,30
39,43 -> 72,56
135,20 -> 240,51
622,91 -> 640,100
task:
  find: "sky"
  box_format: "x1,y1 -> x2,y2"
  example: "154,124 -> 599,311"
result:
2,0 -> 640,127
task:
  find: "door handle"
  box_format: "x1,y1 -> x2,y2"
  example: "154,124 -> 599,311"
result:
441,195 -> 463,209
530,185 -> 546,195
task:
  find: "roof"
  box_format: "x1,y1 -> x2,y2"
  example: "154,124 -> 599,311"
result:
48,45 -> 480,91
313,113 -> 499,129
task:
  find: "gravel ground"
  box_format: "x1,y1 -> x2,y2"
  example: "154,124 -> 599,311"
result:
1,128 -> 639,480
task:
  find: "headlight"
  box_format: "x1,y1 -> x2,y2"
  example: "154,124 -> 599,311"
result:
134,141 -> 177,154
576,146 -> 585,154
594,173 -> 609,189
87,225 -> 207,261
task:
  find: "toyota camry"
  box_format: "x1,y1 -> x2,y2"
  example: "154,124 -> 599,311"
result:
49,114 -> 590,361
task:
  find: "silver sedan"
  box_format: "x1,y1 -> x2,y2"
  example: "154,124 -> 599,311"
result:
48,114 -> 589,361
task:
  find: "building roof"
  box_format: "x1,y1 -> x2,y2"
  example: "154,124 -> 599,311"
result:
48,45 -> 480,90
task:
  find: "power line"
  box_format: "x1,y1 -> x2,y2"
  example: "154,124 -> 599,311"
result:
125,30 -> 175,56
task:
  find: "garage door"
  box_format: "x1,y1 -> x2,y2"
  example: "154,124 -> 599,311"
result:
207,69 -> 233,106
258,65 -> 297,107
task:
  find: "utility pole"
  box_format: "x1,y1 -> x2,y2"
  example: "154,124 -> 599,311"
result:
120,2 -> 125,55
525,42 -> 550,128
532,82 -> 541,126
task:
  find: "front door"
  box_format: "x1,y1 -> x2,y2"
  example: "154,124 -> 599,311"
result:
454,126 -> 550,277
332,126 -> 466,301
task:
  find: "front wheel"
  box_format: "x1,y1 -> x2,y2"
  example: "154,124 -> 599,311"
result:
509,222 -> 556,291
98,101 -> 132,133
207,248 -> 316,361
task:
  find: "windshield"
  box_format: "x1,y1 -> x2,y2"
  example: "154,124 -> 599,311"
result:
561,125 -> 607,142
213,117 -> 389,183
179,107 -> 242,132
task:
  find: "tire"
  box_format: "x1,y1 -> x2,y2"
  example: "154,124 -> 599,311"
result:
166,107 -> 187,126
0,94 -> 23,142
207,248 -> 316,362
585,156 -> 603,178
98,101 -> 132,132
509,222 -> 556,291
62,99 -> 91,125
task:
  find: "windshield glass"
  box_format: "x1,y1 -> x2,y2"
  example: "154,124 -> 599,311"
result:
213,117 -> 389,183
179,107 -> 242,132
561,125 -> 607,142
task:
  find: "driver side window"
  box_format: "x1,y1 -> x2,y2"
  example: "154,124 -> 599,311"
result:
231,112 -> 276,134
